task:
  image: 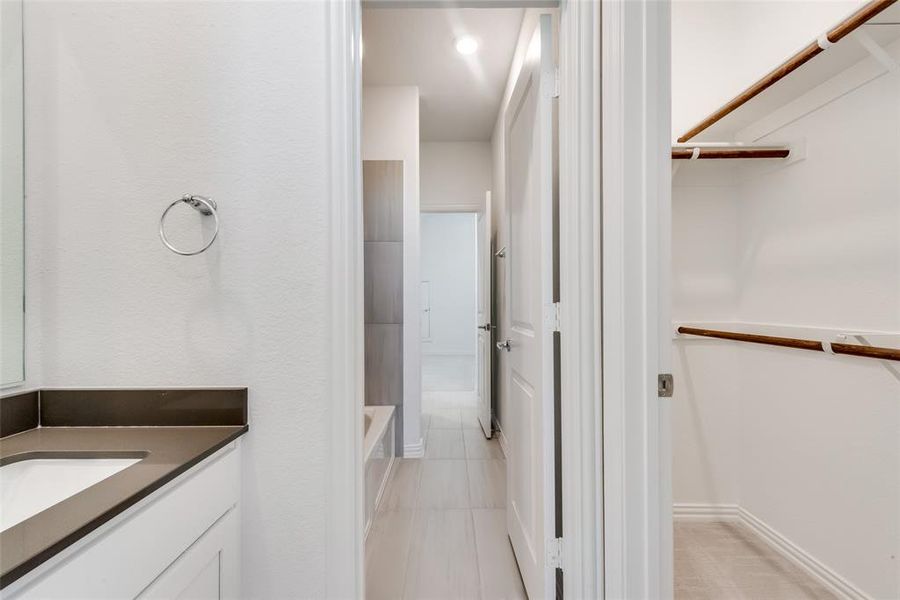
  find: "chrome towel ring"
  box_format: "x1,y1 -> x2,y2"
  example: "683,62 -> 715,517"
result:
159,194 -> 219,256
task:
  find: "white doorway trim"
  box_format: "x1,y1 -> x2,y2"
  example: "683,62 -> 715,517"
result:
558,0 -> 602,596
600,1 -> 673,599
325,0 -> 364,597
326,0 -> 613,596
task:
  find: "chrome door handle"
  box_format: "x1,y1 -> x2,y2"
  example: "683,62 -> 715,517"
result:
496,339 -> 511,352
478,323 -> 494,331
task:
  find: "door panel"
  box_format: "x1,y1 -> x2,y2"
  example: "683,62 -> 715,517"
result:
421,281 -> 431,342
477,192 -> 493,438
503,14 -> 557,600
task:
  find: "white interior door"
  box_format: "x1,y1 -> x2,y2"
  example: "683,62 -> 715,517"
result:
420,281 -> 431,342
476,192 -> 493,438
502,14 -> 557,600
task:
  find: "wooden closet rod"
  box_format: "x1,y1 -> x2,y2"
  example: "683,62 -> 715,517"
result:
671,147 -> 790,160
677,0 -> 898,143
677,326 -> 900,363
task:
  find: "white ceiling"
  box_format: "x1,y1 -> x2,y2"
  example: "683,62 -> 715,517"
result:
362,8 -> 525,142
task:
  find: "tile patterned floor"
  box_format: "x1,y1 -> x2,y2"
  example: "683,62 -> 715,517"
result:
365,382 -> 526,599
674,521 -> 839,600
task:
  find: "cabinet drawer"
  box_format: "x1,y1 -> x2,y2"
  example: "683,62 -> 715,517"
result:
138,507 -> 240,599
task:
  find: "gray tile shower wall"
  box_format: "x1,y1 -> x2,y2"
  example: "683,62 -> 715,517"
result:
363,161 -> 404,242
364,242 -> 404,324
363,160 -> 405,453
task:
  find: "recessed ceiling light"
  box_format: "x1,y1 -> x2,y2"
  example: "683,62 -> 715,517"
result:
455,36 -> 479,56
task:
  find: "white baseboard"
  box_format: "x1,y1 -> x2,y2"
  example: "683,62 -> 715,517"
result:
673,503 -> 870,600
672,503 -> 739,520
403,438 -> 424,458
738,507 -> 870,600
493,419 -> 509,459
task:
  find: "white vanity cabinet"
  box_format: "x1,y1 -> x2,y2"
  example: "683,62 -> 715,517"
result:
3,442 -> 242,599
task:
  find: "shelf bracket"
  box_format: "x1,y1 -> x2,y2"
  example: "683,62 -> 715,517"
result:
854,30 -> 900,75
839,333 -> 900,383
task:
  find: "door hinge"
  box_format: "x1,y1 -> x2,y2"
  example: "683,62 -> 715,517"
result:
547,537 -> 563,569
552,67 -> 561,98
545,302 -> 561,333
658,373 -> 674,398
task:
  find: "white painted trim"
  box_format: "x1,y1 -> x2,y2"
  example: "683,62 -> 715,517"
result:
325,1 -> 364,598
403,438 -> 425,458
739,508 -> 870,600
673,504 -> 871,600
558,0 -> 602,597
494,421 -> 510,459
672,503 -> 740,521
601,0 -> 672,598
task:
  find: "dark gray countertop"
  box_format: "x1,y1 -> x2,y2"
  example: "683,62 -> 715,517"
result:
0,388 -> 248,588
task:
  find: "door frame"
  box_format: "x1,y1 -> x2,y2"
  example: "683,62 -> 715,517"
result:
418,205 -> 487,417
324,0 -> 669,597
599,1 -> 673,599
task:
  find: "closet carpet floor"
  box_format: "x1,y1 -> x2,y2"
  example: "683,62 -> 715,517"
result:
675,521 -> 838,600
365,390 -> 526,600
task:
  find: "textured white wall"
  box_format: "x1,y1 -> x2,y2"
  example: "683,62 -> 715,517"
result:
362,85 -> 422,452
1,0 -> 25,386
420,142 -> 492,211
420,212 -> 477,357
671,163 -> 741,507
672,3 -> 900,596
24,2 -> 331,596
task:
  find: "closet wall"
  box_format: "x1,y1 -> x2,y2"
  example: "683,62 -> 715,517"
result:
672,2 -> 900,598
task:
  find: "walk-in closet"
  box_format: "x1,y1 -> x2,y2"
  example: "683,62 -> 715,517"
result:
671,1 -> 900,598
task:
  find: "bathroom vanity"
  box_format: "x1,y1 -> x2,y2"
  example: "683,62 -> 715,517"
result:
0,389 -> 248,599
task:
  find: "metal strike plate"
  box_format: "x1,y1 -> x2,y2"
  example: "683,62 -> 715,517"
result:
658,373 -> 674,398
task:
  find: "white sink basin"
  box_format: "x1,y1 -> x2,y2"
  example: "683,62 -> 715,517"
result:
0,457 -> 142,531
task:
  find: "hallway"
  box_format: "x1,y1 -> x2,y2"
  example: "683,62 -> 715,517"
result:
365,370 -> 525,599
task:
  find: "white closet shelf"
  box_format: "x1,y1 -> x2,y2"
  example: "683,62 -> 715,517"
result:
679,0 -> 900,143
671,146 -> 790,160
